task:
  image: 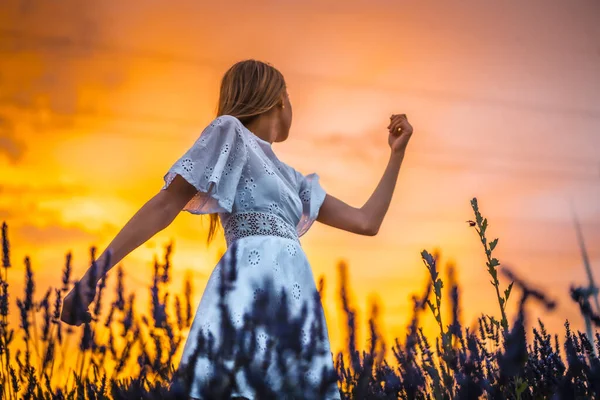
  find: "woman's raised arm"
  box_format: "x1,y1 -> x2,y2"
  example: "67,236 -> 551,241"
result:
60,175 -> 197,326
317,114 -> 413,236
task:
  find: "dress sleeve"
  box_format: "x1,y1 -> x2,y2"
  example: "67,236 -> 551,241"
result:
294,170 -> 327,237
162,115 -> 248,214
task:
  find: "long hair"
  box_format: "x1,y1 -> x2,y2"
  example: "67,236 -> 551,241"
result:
205,59 -> 287,245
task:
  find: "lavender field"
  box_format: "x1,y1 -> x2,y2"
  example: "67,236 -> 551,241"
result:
1,198 -> 599,400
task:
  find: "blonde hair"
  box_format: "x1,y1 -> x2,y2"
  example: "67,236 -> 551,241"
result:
205,59 -> 287,245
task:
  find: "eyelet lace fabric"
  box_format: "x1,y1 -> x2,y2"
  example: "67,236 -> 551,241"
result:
162,115 -> 247,215
164,115 -> 340,399
223,211 -> 299,247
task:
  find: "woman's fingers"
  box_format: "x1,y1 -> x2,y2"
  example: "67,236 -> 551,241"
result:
60,293 -> 92,326
390,119 -> 402,134
66,310 -> 90,326
388,116 -> 396,130
388,114 -> 408,132
61,310 -> 78,326
389,114 -> 404,125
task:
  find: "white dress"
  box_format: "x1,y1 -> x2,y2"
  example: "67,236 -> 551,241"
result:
162,115 -> 341,399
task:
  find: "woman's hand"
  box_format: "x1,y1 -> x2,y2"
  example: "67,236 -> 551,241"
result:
60,276 -> 96,326
387,114 -> 413,154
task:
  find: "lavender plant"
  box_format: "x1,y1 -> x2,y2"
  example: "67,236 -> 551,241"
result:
0,199 -> 598,399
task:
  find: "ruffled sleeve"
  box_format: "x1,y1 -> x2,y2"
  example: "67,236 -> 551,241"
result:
162,115 -> 248,214
294,171 -> 327,237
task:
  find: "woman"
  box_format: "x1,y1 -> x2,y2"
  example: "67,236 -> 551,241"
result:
60,59 -> 413,399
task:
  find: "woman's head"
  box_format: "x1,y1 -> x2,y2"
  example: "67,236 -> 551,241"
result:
217,59 -> 292,143
206,60 -> 291,245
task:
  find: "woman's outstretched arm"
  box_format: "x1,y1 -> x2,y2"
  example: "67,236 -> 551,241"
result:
60,175 -> 197,325
317,114 -> 413,236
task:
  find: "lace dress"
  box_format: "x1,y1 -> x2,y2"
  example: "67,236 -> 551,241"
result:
162,115 -> 341,399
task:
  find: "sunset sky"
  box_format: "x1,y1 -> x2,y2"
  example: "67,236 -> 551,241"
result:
1,0 -> 599,357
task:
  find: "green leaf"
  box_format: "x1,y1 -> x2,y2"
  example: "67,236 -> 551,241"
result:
427,300 -> 436,314
434,280 -> 444,297
471,198 -> 480,218
489,238 -> 498,251
476,212 -> 483,225
504,282 -> 514,302
482,218 -> 488,232
489,258 -> 500,267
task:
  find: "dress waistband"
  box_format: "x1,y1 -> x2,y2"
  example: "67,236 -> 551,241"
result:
223,211 -> 300,247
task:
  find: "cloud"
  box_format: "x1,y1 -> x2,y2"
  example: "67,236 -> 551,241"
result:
0,182 -> 87,198
294,129 -> 385,169
0,207 -> 16,220
0,117 -> 26,163
15,223 -> 99,247
315,132 -> 381,162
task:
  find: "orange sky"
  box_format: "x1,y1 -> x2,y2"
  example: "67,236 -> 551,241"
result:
1,0 -> 599,357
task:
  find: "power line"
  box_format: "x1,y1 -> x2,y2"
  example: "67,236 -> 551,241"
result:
1,28 -> 600,120
411,144 -> 600,170
1,29 -> 599,155
315,238 -> 600,260
406,158 -> 599,181
1,99 -> 599,182
1,30 -> 599,182
2,94 -> 598,173
390,213 -> 600,229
